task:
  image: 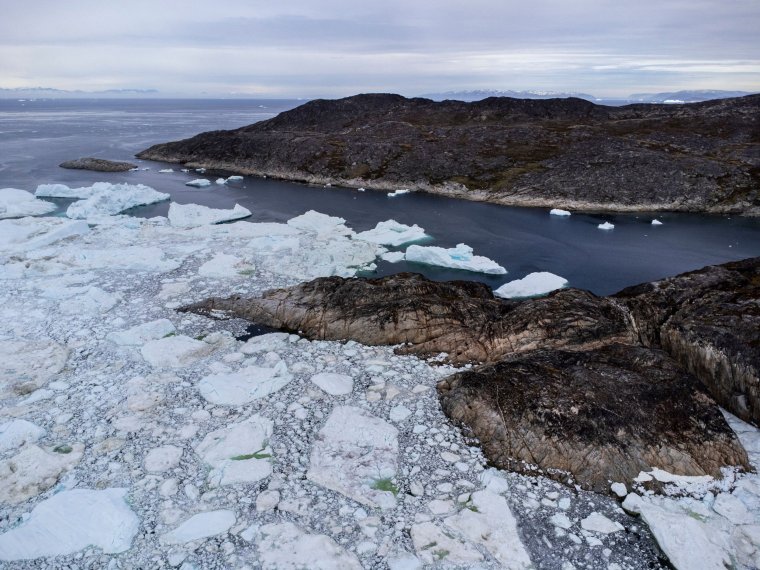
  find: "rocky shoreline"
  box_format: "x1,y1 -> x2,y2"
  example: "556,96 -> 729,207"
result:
59,157 -> 137,172
138,93 -> 760,215
183,257 -> 760,492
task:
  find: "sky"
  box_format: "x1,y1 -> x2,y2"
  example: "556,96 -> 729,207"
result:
1,0 -> 759,98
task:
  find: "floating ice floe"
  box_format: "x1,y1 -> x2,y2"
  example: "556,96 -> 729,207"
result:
380,251 -> 405,263
254,522 -> 362,569
195,168 -> 206,174
198,362 -> 293,405
357,187 -> 366,192
56,246 -> 180,273
141,335 -> 215,368
652,219 -> 663,225
0,443 -> 84,504
355,220 -> 429,247
195,415 -> 273,486
387,189 -> 411,197
307,406 -> 399,509
549,208 -> 571,216
35,183 -> 93,199
0,188 -> 56,218
0,488 -> 139,560
185,179 -> 211,188
287,210 -> 353,238
158,168 -> 174,173
0,338 -> 68,386
107,319 -> 176,346
198,253 -> 254,278
226,175 -> 243,182
310,372 -> 354,395
598,221 -> 615,230
0,419 -> 45,453
0,217 -> 89,253
67,183 -> 169,219
405,243 -> 506,274
494,272 -> 568,299
168,202 -> 251,228
215,178 -> 226,185
161,510 -> 236,545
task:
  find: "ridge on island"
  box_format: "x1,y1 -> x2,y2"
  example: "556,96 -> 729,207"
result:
138,93 -> 760,215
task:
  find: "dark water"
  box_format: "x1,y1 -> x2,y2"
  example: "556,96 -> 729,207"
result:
1,98 -> 759,295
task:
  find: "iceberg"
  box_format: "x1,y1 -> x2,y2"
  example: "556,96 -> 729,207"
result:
0,217 -> 89,252
185,179 -> 211,188
158,168 -> 173,173
65,183 -> 169,219
215,178 -> 226,185
167,202 -> 251,228
598,221 -> 615,230
494,272 -> 568,299
0,188 -> 56,218
355,220 -> 429,247
380,251 -> 405,263
549,208 -> 571,216
35,183 -> 93,198
387,189 -> 411,197
287,210 -> 353,238
405,243 -> 506,274
226,175 -> 244,182
652,219 -> 663,225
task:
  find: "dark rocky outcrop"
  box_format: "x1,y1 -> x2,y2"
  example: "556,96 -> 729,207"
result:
179,272 -> 633,363
181,258 -> 760,491
438,344 -> 749,491
138,93 -> 760,215
59,157 -> 137,172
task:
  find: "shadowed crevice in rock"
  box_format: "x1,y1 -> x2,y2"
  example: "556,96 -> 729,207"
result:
438,343 -> 750,491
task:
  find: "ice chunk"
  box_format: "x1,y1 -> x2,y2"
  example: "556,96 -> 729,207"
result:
198,253 -> 254,278
255,522 -> 362,569
0,188 -> 56,218
598,221 -> 615,230
215,178 -> 226,185
0,488 -> 139,559
580,512 -> 623,534
287,210 -> 353,238
0,218 -> 89,253
443,488 -> 533,567
185,179 -> 211,188
198,362 -> 293,405
494,272 -> 567,298
57,246 -> 179,273
144,445 -> 183,473
158,168 -> 174,173
0,444 -> 84,504
0,338 -> 68,386
381,251 -> 405,263
161,510 -> 235,545
59,286 -> 119,314
307,406 -> 399,509
195,415 -> 273,486
0,420 -> 45,453
141,335 -> 214,368
310,372 -> 354,395
168,202 -> 251,228
652,219 -> 663,225
226,175 -> 243,181
355,220 -> 429,247
405,243 -> 506,274
35,183 -> 92,198
550,208 -> 571,216
65,183 -> 169,219
411,521 -> 484,565
387,189 -> 411,197
107,319 -> 176,346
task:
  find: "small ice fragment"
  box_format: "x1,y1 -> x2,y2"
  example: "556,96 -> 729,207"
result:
185,179 -> 211,188
598,222 -> 615,230
549,208 -> 571,216
387,189 -> 411,197
651,219 -> 663,225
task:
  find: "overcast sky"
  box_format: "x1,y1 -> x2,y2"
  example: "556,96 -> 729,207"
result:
1,0 -> 758,97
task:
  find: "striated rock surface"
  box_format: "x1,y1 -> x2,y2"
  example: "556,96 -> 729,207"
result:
138,93 -> 760,214
438,344 -> 749,491
59,157 -> 137,172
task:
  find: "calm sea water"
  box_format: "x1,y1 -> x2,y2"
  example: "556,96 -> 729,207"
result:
1,98 -> 758,295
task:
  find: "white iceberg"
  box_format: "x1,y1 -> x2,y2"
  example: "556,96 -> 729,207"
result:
380,251 -> 405,263
167,202 -> 251,228
0,217 -> 89,253
549,208 -> 571,216
158,168 -> 174,173
598,221 -> 615,230
494,272 -> 568,298
355,220 -> 429,247
185,179 -> 211,188
215,178 -> 226,185
387,189 -> 411,197
287,210 -> 353,238
226,175 -> 244,182
405,243 -> 506,274
35,183 -> 92,198
63,183 -> 169,219
0,188 -> 56,218
652,219 -> 663,225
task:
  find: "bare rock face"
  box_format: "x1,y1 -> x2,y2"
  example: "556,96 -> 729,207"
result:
137,93 -> 760,214
438,344 -> 750,491
615,257 -> 760,425
180,272 -> 632,363
59,157 -> 137,172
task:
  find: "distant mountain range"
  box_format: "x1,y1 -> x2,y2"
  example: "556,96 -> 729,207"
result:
0,87 -> 159,98
421,89 -> 757,105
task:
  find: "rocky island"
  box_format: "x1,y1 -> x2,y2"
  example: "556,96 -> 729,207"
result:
138,93 -> 760,214
59,157 -> 137,172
